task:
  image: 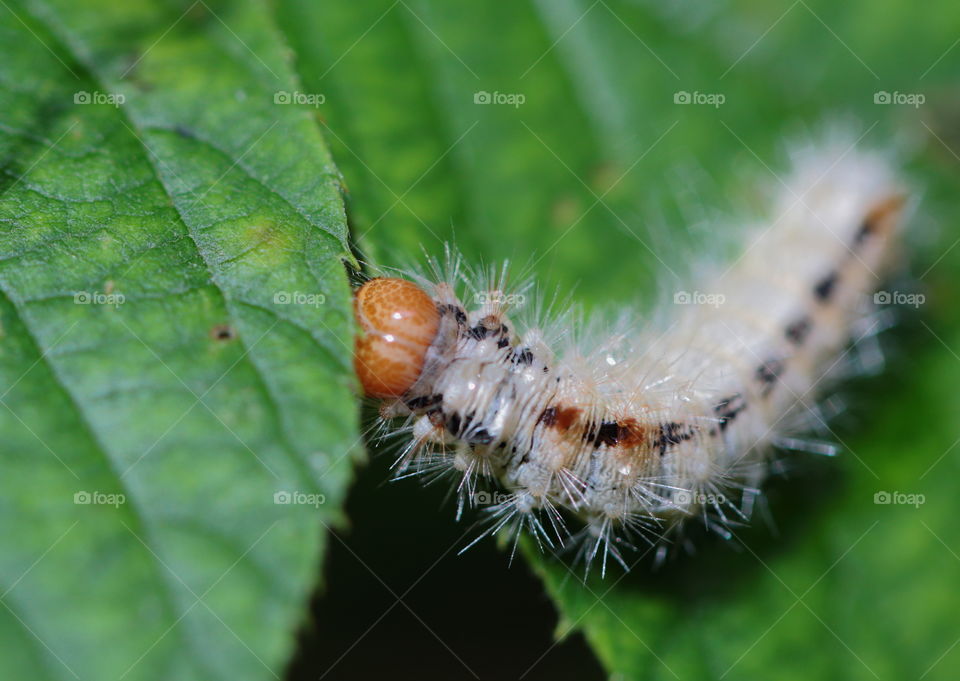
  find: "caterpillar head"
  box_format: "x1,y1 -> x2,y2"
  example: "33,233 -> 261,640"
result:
352,275 -> 538,469
353,277 -> 441,399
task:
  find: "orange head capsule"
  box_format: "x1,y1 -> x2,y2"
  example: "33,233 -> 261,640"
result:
353,277 -> 440,398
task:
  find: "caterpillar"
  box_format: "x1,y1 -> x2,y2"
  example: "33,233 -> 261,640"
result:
352,141 -> 908,574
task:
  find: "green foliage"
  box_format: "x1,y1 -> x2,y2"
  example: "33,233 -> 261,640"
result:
2,0 -> 959,679
0,1 -> 356,679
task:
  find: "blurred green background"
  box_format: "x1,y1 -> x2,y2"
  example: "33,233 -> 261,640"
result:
1,0 -> 958,680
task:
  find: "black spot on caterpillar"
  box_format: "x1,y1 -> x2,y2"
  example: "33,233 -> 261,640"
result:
785,317 -> 812,345
813,271 -> 839,302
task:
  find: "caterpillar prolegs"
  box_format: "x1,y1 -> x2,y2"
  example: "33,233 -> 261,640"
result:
352,142 -> 908,573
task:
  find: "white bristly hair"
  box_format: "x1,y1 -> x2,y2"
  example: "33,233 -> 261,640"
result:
366,140 -> 909,576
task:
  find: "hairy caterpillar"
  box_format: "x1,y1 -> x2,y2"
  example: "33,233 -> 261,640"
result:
352,141 -> 908,574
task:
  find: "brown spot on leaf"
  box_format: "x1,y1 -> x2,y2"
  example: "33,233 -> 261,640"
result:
210,324 -> 236,341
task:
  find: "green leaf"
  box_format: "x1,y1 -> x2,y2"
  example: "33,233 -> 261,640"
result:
274,0 -> 960,678
0,1 -> 357,680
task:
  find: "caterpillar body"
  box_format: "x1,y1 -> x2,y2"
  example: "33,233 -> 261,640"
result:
353,143 -> 908,573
